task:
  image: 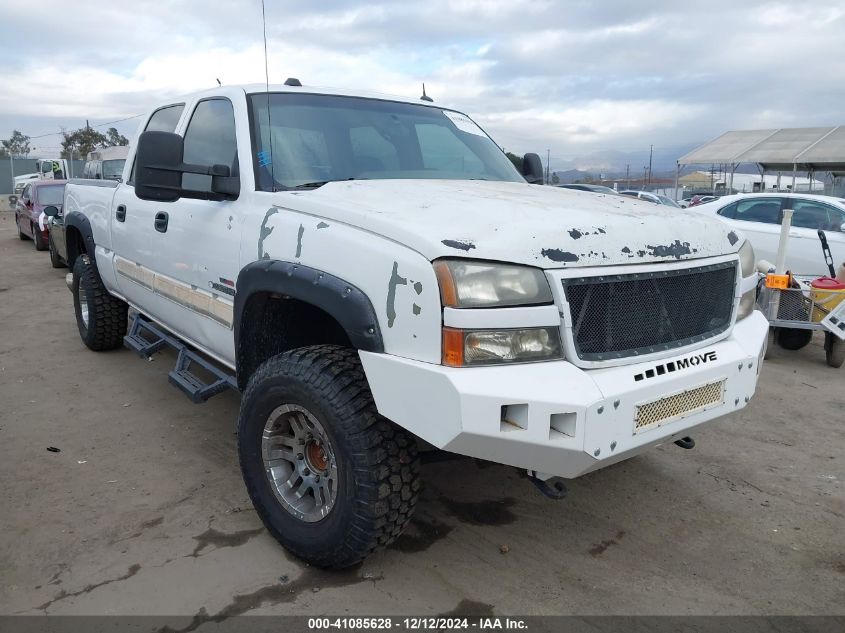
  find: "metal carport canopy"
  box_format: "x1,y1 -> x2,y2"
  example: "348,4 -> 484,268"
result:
678,125 -> 845,175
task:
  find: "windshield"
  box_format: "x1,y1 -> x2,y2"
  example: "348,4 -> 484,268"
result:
103,159 -> 125,181
658,195 -> 681,208
248,93 -> 523,190
35,184 -> 64,206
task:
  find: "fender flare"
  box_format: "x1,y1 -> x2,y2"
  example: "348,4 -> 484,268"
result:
64,211 -> 97,271
234,259 -> 384,367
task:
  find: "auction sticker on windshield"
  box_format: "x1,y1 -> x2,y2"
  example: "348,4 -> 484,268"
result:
443,110 -> 486,136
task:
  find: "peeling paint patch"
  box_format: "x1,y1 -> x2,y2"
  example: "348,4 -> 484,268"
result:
647,240 -> 693,259
621,246 -> 631,254
295,224 -> 304,258
386,262 -> 407,328
568,229 -> 583,239
413,303 -> 421,315
442,239 -> 476,251
727,231 -> 739,246
258,207 -> 279,259
413,281 -> 423,295
597,227 -> 606,234
541,248 -> 579,263
317,221 -> 329,229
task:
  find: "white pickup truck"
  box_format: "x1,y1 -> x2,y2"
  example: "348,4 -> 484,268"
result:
62,81 -> 768,568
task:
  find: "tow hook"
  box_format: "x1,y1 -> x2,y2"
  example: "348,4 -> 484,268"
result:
674,436 -> 695,449
527,473 -> 568,499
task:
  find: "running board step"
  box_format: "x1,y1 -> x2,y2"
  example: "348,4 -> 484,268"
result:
124,313 -> 237,403
124,314 -> 172,358
168,348 -> 238,404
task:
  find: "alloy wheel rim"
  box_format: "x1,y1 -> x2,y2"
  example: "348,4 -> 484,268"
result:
262,404 -> 338,523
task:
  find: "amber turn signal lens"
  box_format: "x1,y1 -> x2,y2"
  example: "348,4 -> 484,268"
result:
433,260 -> 459,307
442,327 -> 465,367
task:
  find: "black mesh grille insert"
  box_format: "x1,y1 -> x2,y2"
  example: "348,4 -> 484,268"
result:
562,261 -> 737,361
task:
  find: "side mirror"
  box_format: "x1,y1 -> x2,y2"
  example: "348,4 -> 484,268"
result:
135,130 -> 240,202
521,153 -> 544,184
135,131 -> 185,202
43,205 -> 59,218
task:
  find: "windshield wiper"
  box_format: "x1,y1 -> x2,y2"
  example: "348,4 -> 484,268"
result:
290,177 -> 359,190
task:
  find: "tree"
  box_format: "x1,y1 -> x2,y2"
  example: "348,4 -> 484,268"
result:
105,127 -> 129,146
505,151 -> 523,171
2,130 -> 31,157
61,127 -> 109,160
551,172 -> 560,184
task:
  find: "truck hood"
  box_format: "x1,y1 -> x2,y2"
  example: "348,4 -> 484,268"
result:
273,180 -> 743,268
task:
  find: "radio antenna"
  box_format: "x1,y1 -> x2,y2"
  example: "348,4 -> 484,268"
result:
260,0 -> 276,190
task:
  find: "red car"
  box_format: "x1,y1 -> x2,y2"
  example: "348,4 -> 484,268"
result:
15,180 -> 67,251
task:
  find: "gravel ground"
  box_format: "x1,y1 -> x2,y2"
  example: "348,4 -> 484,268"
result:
0,208 -> 842,618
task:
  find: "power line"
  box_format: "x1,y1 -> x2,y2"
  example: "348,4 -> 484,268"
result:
22,113 -> 145,140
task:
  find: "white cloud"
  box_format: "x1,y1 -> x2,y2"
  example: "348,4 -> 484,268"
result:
0,0 -> 843,168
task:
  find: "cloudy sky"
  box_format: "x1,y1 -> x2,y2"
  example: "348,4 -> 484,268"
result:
1,0 -> 843,171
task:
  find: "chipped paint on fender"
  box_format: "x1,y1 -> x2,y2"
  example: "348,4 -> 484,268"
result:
386,262 -> 408,328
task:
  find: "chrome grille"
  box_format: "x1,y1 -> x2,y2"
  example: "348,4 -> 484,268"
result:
635,380 -> 725,432
562,261 -> 737,361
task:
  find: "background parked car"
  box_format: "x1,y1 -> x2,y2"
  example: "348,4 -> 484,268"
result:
691,193 -> 845,276
44,205 -> 68,268
556,183 -> 619,195
14,180 -> 67,251
689,195 -> 718,207
618,190 -> 682,208
82,145 -> 129,181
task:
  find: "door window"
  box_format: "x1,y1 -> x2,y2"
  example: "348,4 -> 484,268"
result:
181,99 -> 238,195
731,198 -> 782,224
791,200 -> 845,232
129,104 -> 185,184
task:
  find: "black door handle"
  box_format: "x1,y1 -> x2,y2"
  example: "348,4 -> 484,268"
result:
116,204 -> 126,222
154,211 -> 169,233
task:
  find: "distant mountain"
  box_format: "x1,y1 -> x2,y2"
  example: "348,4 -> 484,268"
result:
551,142 -> 702,178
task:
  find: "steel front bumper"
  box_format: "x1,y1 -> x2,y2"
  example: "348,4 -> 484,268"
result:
360,311 -> 769,479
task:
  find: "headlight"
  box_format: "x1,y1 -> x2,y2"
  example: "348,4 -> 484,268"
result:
434,260 -> 553,308
738,240 -> 755,277
442,327 -> 562,366
737,289 -> 756,320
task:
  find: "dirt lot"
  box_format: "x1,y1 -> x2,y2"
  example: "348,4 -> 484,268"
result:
0,207 -> 842,617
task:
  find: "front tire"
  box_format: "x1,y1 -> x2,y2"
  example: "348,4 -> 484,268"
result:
825,333 -> 844,368
48,234 -> 65,268
238,345 -> 420,569
33,224 -> 48,251
72,255 -> 128,351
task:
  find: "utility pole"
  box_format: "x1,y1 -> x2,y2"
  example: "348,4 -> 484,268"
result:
546,149 -> 550,184
647,144 -> 653,186
643,166 -> 648,188
625,164 -> 630,188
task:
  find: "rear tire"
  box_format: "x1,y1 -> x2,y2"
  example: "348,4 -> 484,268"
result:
48,234 -> 65,268
72,254 -> 128,351
32,224 -> 47,251
825,333 -> 845,368
775,327 -> 813,351
238,345 -> 420,569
